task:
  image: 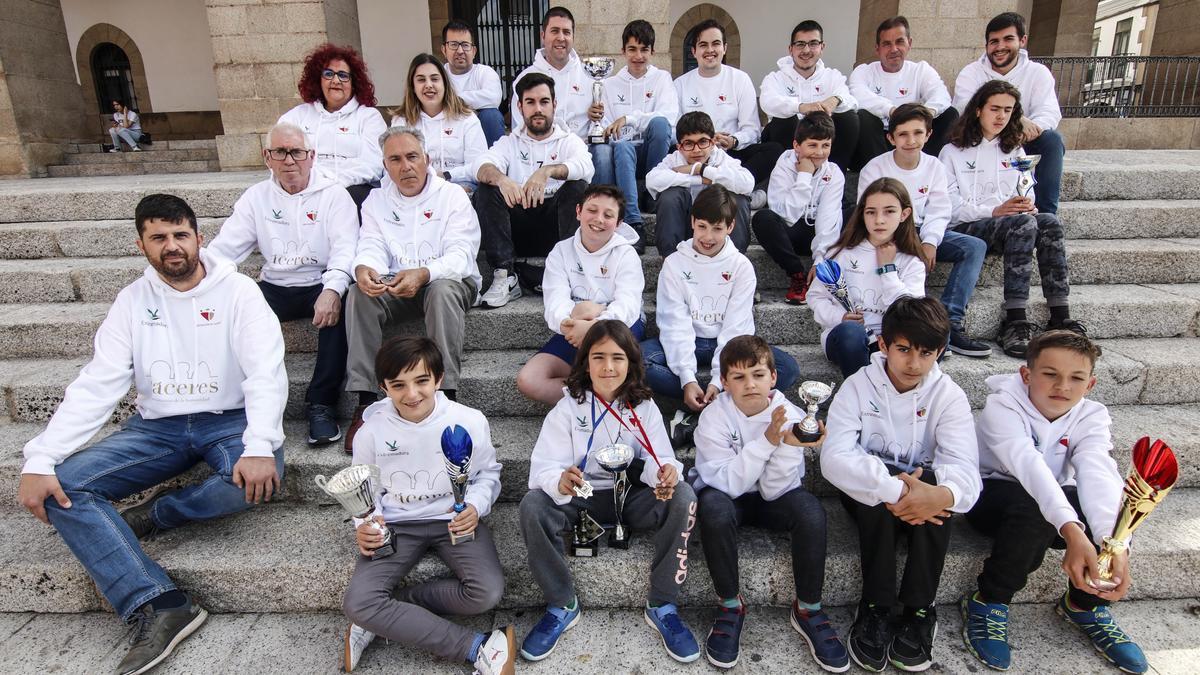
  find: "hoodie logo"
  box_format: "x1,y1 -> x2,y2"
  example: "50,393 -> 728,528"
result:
575,262 -> 584,273
520,151 -> 529,161
717,94 -> 728,103
575,416 -> 589,432
730,430 -> 740,443
617,94 -> 626,103
786,86 -> 796,95
898,88 -> 909,96
918,185 -> 929,195
720,271 -> 732,282
1032,431 -> 1040,447
873,85 -> 882,94
965,160 -> 977,170
690,96 -> 699,105
572,84 -> 581,93
550,153 -> 558,161
916,406 -> 927,418
869,400 -> 880,413
849,259 -> 860,270
305,210 -> 317,221
338,126 -> 349,133
1001,159 -> 1013,169
821,173 -> 832,183
1059,436 -> 1070,448
423,209 -> 433,219
149,360 -> 220,398
392,211 -> 402,222
599,265 -> 608,276
199,308 -> 216,322
814,85 -> 822,94
443,128 -> 453,136
682,270 -> 693,281
146,309 -> 160,322
645,91 -> 653,99
271,209 -> 283,220
386,440 -> 399,452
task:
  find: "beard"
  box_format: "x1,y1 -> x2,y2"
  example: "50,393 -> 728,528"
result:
988,49 -> 1016,70
526,114 -> 553,135
153,250 -> 199,281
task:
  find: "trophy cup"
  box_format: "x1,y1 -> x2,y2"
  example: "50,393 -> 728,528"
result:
315,465 -> 395,559
794,381 -> 833,443
1091,436 -> 1178,590
814,260 -> 858,315
1011,154 -> 1040,199
582,57 -> 615,145
441,424 -> 475,545
595,443 -> 635,549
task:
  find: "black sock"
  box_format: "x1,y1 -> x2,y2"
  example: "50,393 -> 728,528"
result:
442,389 -> 457,401
1049,305 -> 1071,324
1006,307 -> 1027,324
357,391 -> 377,407
148,590 -> 188,612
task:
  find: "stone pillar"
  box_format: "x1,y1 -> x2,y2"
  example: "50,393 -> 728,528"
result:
856,0 -> 901,66
897,0 -> 1027,95
1149,0 -> 1200,56
0,0 -> 90,178
1028,0 -> 1099,57
559,0 -> 671,71
206,0 -> 363,172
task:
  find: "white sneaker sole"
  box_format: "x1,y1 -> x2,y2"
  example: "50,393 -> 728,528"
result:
519,609 -> 580,661
644,612 -> 701,663
791,611 -> 851,673
889,621 -> 937,672
123,607 -> 208,675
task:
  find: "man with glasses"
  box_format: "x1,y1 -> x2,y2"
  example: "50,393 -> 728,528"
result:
441,20 -> 506,147
209,122 -> 359,447
510,6 -> 591,139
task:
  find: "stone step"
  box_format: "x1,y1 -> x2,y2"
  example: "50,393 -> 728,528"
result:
0,218 -> 226,260
46,160 -> 222,179
1056,199 -> 1200,240
1062,149 -> 1200,201
62,148 -> 218,165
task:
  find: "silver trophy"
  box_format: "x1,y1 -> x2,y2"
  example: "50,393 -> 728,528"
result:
595,443 -> 636,549
794,381 -> 833,444
441,425 -> 475,545
315,464 -> 395,559
1011,154 -> 1040,199
582,56 -> 615,144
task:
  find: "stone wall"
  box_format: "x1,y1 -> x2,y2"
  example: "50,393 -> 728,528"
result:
1061,117 -> 1200,150
897,0 -> 1030,94
560,0 -> 672,71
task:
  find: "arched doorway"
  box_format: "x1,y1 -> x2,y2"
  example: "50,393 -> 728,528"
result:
75,23 -> 152,134
671,4 -> 741,77
91,43 -> 138,113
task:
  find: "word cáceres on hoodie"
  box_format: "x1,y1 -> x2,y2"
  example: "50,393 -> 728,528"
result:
759,56 -> 856,123
470,125 -> 595,196
279,98 -> 387,187
542,224 -> 645,333
691,391 -> 808,500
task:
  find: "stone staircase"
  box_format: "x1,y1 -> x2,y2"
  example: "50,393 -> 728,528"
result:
44,139 -> 220,178
0,151 -> 1198,673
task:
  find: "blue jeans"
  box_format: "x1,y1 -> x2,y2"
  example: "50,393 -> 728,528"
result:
825,321 -> 874,377
109,127 -> 143,149
45,410 -> 285,620
641,336 -> 799,397
934,229 -> 987,326
588,116 -> 672,225
1024,128 -> 1064,215
476,108 -> 506,148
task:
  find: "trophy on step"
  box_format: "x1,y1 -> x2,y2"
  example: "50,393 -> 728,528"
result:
582,56 -> 615,144
595,443 -> 636,549
441,424 -> 476,545
315,464 -> 395,559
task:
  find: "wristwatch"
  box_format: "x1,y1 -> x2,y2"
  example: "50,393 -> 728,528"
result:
875,263 -> 897,275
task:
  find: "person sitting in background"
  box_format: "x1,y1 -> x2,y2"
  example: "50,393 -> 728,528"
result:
108,100 -> 143,152
440,19 -> 507,147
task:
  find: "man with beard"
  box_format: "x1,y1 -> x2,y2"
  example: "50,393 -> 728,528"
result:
510,6 -> 591,139
17,194 -> 287,675
472,72 -> 594,309
952,12 -> 1065,215
441,20 -> 506,147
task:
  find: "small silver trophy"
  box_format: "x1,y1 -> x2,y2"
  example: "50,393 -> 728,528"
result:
794,381 -> 833,444
441,425 -> 475,545
582,56 -> 615,144
315,464 -> 395,559
595,443 -> 635,549
1011,154 -> 1040,199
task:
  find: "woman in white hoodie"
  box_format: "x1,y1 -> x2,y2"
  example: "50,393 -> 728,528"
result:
392,54 -> 487,193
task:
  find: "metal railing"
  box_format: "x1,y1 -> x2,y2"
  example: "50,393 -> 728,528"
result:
1033,55 -> 1200,118
453,0 -> 548,103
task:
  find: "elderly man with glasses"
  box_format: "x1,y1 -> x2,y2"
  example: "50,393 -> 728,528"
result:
441,20 -> 507,147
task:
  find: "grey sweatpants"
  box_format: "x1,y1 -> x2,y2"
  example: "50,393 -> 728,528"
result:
342,519 -> 504,662
951,213 -> 1070,310
345,278 -> 476,391
518,481 -> 698,608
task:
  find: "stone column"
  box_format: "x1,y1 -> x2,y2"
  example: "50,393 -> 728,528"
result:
559,0 -> 671,71
856,0 -> 901,65
206,0 -> 363,172
1028,0 -> 1100,57
897,0 -> 1028,95
0,0 -> 90,178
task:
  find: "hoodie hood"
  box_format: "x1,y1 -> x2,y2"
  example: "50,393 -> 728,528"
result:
532,47 -> 582,75
315,96 -> 361,118
674,236 -> 740,263
572,221 -> 638,257
143,247 -> 235,298
362,390 -> 449,427
978,48 -> 1032,78
862,350 -> 946,471
775,55 -> 829,80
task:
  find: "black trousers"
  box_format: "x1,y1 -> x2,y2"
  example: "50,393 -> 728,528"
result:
750,208 -> 817,277
473,179 -> 587,271
852,108 -> 960,172
966,478 -> 1105,610
258,281 -> 347,406
839,467 -> 951,609
654,186 -> 751,257
763,111 -> 860,172
727,142 -> 785,186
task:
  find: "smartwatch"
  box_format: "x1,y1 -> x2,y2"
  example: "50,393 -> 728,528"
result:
876,263 -> 897,275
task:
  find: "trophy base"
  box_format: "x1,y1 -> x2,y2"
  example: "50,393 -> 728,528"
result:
570,539 -> 600,557
587,135 -> 607,145
608,529 -> 631,550
368,539 -> 395,560
449,530 -> 475,546
793,423 -> 822,444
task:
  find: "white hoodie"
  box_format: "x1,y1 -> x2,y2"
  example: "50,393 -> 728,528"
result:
766,150 -> 845,263
279,99 -> 387,186
938,137 -> 1027,224
352,393 -> 502,524
849,60 -> 952,124
208,173 -> 358,296
692,391 -> 808,500
542,225 -> 645,332
807,241 -> 926,349
356,172 -> 482,291
22,249 -> 288,474
391,110 -> 487,184
822,352 -> 981,510
977,373 -> 1122,545
674,65 -> 761,149
858,152 -> 952,247
529,389 -> 684,505
952,49 -> 1062,130
447,63 -> 504,110
656,238 -> 757,387
645,147 -> 755,198
760,57 -> 856,121
470,125 -> 594,192
600,65 -> 680,143
511,48 -> 592,137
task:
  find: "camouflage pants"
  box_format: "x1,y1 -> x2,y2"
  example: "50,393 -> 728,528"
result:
951,213 -> 1070,310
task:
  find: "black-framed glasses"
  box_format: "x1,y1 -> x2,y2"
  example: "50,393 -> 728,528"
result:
679,138 -> 714,151
322,69 -> 352,82
444,40 -> 475,52
266,148 -> 314,161
792,40 -> 824,50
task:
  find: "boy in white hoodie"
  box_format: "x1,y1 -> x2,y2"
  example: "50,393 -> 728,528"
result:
17,194 -> 287,675
961,331 -> 1147,674
821,297 -> 980,673
340,336 -> 515,675
510,7 -> 590,139
209,122 -> 358,447
692,336 -> 848,672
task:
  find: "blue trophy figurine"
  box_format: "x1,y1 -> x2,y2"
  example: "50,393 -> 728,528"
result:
814,259 -> 857,314
441,424 -> 475,545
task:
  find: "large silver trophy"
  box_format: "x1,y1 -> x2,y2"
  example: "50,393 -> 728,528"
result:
582,57 -> 615,145
315,464 -> 395,559
441,425 -> 475,545
595,443 -> 636,549
1011,154 -> 1040,199
794,381 -> 833,444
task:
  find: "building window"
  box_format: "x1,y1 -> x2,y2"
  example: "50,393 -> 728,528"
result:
1112,18 -> 1133,56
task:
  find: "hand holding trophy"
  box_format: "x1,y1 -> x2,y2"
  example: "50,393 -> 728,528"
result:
582,57 -> 615,144
316,464 -> 395,559
441,424 -> 476,545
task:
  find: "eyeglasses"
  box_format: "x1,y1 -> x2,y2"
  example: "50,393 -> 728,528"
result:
444,40 -> 475,52
266,148 -> 314,161
792,40 -> 824,50
322,69 -> 352,82
679,138 -> 713,151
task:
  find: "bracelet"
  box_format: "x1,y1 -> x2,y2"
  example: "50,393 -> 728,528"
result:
875,263 -> 897,275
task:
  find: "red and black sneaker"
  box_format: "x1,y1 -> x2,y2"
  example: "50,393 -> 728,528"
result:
786,272 -> 809,305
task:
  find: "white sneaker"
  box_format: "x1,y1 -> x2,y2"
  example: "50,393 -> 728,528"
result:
480,269 -> 520,309
108,148 -> 120,153
750,188 -> 767,210
343,623 -> 375,672
132,146 -> 142,151
473,626 -> 517,675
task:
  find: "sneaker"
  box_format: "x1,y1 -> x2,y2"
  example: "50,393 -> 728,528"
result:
474,626 -> 517,675
889,606 -> 937,672
343,622 -> 376,672
948,324 -> 993,358
628,221 -> 648,255
306,403 -> 342,446
480,269 -> 521,309
750,188 -> 768,210
668,410 -> 697,450
791,602 -> 850,672
644,603 -> 701,663
960,593 -> 1011,671
119,485 -> 168,540
520,603 -> 581,661
108,148 -> 120,153
132,146 -> 142,151
998,319 -> 1040,358
786,272 -> 809,305
344,404 -> 369,455
753,291 -> 762,305
1056,593 -> 1148,674
705,602 -> 746,668
848,601 -> 892,673
1047,318 -> 1089,336
115,595 -> 208,675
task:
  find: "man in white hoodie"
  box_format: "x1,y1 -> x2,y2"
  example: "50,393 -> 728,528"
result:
209,122 -> 358,447
952,12 -> 1065,215
17,194 -> 287,675
441,20 -> 506,147
510,6 -> 590,139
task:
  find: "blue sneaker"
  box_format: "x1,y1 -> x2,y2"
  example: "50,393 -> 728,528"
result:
1056,593 -> 1148,674
791,601 -> 850,672
704,603 -> 746,668
960,593 -> 1011,670
644,603 -> 700,663
519,602 -> 581,661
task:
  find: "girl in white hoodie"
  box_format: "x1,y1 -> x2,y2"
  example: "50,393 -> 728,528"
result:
392,54 -> 487,192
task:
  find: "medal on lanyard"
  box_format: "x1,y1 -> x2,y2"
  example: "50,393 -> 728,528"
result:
572,395 -> 610,498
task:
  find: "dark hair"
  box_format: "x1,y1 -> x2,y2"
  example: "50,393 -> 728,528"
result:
691,18 -> 724,43
675,111 -> 715,142
542,6 -> 574,31
875,16 -> 911,44
881,296 -> 950,352
887,103 -> 933,134
1026,330 -> 1103,371
565,320 -> 653,406
831,177 -> 923,259
720,335 -> 776,378
442,19 -> 476,43
622,19 -> 656,49
135,194 -> 198,236
375,336 -> 445,385
986,12 -> 1026,40
580,184 -> 627,223
795,110 -> 835,143
692,184 -> 737,226
791,20 -> 823,42
949,79 -> 1024,153
515,71 -> 556,100
297,43 -> 376,107
402,54 -> 471,124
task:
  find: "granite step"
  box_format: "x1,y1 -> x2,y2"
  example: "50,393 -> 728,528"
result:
46,160 -> 222,179
62,148 -> 218,165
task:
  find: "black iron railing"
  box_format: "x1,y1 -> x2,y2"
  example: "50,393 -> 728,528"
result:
452,0 -> 548,106
1034,55 -> 1200,118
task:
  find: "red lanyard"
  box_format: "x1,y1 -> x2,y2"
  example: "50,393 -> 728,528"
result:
592,391 -> 663,469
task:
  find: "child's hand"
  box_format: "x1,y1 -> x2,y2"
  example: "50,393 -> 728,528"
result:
783,419 -> 825,447
448,503 -> 479,538
794,155 -> 818,175
558,466 -> 585,496
714,132 -> 737,149
683,382 -> 709,412
992,196 -> 1035,217
920,243 -> 937,272
764,405 -> 788,445
1061,522 -> 1115,598
876,241 -> 898,266
355,516 -> 388,557
570,301 -> 604,321
886,467 -> 953,525
588,101 -> 605,121
655,464 -> 679,501
704,384 -> 720,405
561,318 -> 593,347
842,311 -> 865,323
604,116 -> 627,140
1094,548 -> 1132,602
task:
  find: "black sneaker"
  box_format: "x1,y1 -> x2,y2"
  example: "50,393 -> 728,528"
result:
119,486 -> 168,540
628,221 -> 648,255
948,324 -> 993,358
705,602 -> 747,668
998,319 -> 1041,358
306,403 -> 342,446
1047,318 -> 1089,336
668,410 -> 697,450
848,601 -> 892,672
115,595 -> 208,675
889,606 -> 938,672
